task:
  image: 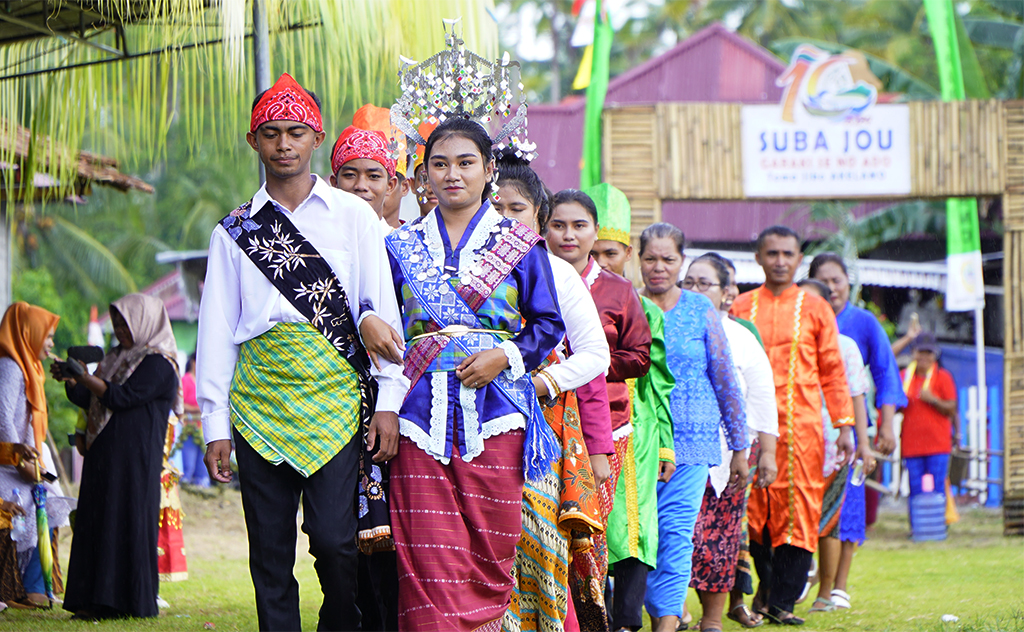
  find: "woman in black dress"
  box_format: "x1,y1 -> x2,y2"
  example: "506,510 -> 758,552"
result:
53,294 -> 181,619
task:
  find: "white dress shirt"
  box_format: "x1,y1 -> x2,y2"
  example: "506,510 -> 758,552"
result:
197,175 -> 409,444
709,313 -> 779,495
546,252 -> 611,391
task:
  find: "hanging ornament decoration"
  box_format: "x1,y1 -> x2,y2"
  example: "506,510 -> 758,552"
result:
391,18 -> 537,163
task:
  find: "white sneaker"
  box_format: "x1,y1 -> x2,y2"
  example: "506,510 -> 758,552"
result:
156,596 -> 171,609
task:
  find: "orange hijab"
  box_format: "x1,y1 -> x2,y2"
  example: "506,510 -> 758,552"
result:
0,302 -> 59,452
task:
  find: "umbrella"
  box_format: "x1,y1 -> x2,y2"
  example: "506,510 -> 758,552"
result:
32,464 -> 54,604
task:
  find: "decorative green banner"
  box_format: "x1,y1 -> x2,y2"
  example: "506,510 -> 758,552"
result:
580,0 -> 612,190
924,0 -> 985,310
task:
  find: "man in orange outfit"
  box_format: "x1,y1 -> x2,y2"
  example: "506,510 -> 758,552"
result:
730,225 -> 854,625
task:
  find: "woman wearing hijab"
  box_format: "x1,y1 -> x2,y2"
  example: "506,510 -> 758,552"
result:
55,294 -> 181,619
0,301 -> 74,608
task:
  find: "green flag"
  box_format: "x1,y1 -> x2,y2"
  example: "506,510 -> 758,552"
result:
580,0 -> 612,190
924,0 -> 985,311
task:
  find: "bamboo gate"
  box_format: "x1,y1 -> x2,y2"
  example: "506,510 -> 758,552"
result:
602,100 -> 1023,533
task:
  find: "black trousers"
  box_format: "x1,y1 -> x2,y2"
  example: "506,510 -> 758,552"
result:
749,527 -> 812,614
610,557 -> 651,630
355,551 -> 398,631
234,428 -> 361,632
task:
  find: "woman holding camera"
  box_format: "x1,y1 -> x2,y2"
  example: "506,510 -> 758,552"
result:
54,294 -> 181,619
0,301 -> 73,608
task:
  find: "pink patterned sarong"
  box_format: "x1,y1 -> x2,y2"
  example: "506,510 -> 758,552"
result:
392,432 -> 526,631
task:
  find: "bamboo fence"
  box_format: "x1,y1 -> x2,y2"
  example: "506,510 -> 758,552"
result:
1003,101 -> 1024,529
606,100 -> 1004,201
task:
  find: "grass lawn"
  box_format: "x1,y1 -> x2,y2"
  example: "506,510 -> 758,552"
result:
0,489 -> 1018,631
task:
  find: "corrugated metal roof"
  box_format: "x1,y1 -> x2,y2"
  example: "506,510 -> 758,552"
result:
661,200 -> 892,243
682,249 -> 1002,294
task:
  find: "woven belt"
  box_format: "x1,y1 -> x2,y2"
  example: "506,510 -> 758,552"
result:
408,324 -> 515,344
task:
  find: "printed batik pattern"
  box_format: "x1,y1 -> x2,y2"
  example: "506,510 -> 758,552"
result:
665,291 -> 749,466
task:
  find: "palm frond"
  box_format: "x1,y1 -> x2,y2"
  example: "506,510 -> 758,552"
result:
963,18 -> 1023,50
36,216 -> 138,297
0,0 -> 498,201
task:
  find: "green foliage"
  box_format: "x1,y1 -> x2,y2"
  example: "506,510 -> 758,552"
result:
864,299 -> 898,340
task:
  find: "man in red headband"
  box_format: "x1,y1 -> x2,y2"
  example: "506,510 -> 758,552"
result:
196,73 -> 408,632
329,125 -> 397,223
350,104 -> 412,229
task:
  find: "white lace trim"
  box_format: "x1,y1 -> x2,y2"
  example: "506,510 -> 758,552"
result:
457,207 -> 502,277
399,416 -> 452,465
480,413 -> 526,442
428,372 -> 449,450
612,422 -> 635,441
461,382 -> 484,460
397,372 -> 452,465
423,212 -> 446,271
497,340 -> 525,381
461,411 -> 526,465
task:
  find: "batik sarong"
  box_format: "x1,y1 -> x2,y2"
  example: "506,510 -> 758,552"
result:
158,421 -> 187,581
819,463 -> 850,538
392,432 -> 526,632
568,434 -> 628,632
504,390 -> 603,632
690,483 -> 744,593
692,444 -> 759,593
229,322 -> 361,477
733,440 -> 760,595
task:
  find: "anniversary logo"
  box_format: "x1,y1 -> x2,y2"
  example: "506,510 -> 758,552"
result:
741,44 -> 911,197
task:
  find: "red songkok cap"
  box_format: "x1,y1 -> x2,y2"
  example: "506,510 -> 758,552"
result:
250,73 -> 323,133
331,126 -> 397,179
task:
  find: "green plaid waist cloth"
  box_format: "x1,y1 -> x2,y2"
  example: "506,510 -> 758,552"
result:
230,322 -> 360,477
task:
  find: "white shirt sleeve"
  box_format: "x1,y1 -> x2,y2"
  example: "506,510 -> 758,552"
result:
544,254 -> 610,391
722,318 -> 778,438
739,330 -> 778,438
197,226 -> 242,444
353,205 -> 410,413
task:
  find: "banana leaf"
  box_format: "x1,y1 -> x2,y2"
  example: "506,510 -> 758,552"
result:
31,484 -> 54,603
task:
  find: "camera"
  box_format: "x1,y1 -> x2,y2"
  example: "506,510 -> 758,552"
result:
52,346 -> 104,380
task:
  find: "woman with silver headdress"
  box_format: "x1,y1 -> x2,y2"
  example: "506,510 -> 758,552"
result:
383,35 -> 566,629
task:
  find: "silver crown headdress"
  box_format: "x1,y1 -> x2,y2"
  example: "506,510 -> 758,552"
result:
390,19 -> 537,162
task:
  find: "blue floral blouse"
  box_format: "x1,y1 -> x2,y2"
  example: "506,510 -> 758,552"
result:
663,290 -> 749,466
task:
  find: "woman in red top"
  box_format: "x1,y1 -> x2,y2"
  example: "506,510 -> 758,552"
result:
899,333 -> 958,510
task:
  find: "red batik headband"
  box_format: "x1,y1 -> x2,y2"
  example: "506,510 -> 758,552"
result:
331,126 -> 397,179
250,73 -> 323,133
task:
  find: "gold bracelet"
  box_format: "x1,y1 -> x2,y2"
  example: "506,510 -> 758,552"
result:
537,369 -> 562,398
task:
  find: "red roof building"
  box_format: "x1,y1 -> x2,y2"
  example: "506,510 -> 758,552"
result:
529,23 -> 880,244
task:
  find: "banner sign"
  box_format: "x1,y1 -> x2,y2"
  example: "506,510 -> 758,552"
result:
741,44 -> 911,198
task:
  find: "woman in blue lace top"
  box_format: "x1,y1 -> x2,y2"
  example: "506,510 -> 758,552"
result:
637,223 -> 750,632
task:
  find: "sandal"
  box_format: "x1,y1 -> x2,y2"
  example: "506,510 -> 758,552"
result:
728,604 -> 765,628
830,589 -> 851,609
808,597 -> 835,614
763,606 -> 805,626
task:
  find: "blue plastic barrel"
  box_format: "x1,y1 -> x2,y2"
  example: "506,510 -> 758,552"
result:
910,492 -> 947,541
